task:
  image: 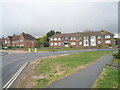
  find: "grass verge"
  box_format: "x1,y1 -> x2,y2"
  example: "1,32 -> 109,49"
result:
112,58 -> 120,63
94,67 -> 119,88
36,50 -> 114,88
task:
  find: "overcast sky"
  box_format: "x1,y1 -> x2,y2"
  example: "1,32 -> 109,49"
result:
0,0 -> 119,38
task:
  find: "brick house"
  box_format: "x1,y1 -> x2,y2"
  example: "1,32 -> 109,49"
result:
4,32 -> 36,48
49,30 -> 114,47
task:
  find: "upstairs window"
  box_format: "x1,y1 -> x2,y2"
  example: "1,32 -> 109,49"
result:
54,38 -> 57,41
79,37 -> 82,40
51,38 -> 53,41
98,36 -> 101,39
105,35 -> 110,38
84,36 -> 89,40
71,37 -> 76,40
58,38 -> 61,41
20,40 -> 23,42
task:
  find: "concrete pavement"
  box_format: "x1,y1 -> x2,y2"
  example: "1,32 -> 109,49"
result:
47,54 -> 113,88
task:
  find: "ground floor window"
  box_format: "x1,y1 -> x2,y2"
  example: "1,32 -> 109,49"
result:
54,43 -> 57,46
105,40 -> 111,44
71,42 -> 76,45
51,43 -> 53,46
58,42 -> 61,46
79,42 -> 82,45
98,41 -> 101,44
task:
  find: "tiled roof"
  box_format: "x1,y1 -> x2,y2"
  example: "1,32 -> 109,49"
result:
22,33 -> 36,40
8,36 -> 13,41
13,35 -> 20,41
49,30 -> 114,38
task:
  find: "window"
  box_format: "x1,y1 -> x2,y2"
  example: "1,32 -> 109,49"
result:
105,35 -> 110,38
51,43 -> 53,46
98,36 -> 101,39
20,44 -> 24,47
91,36 -> 95,39
79,42 -> 82,45
71,37 -> 76,40
84,36 -> 88,40
91,41 -> 95,44
58,43 -> 61,46
58,38 -> 61,41
5,40 -> 7,44
105,40 -> 111,44
20,40 -> 23,42
54,43 -> 57,46
71,42 -> 76,45
51,38 -> 53,41
98,41 -> 101,44
79,37 -> 82,40
54,38 -> 57,41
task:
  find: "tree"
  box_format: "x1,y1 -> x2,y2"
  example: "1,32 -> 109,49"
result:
36,38 -> 41,48
46,30 -> 55,38
56,31 -> 61,34
40,35 -> 49,47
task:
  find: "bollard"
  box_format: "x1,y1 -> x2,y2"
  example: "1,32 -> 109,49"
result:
28,48 -> 31,52
35,48 -> 37,52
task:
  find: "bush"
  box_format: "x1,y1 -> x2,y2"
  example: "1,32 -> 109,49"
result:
112,49 -> 120,59
7,46 -> 12,49
109,44 -> 112,47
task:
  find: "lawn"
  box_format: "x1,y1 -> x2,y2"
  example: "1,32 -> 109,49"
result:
36,50 -> 114,88
95,67 -> 119,88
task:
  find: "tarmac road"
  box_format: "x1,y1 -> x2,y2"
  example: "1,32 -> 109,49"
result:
1,48 -> 115,88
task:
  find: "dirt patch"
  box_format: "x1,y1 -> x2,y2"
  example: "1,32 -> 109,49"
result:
14,54 -> 68,88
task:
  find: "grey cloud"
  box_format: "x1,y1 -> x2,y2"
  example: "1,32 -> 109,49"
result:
1,2 -> 118,37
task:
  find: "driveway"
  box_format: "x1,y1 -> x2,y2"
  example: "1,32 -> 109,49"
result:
1,48 -> 115,88
47,54 -> 113,88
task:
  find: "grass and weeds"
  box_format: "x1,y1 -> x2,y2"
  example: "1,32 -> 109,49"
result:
112,49 -> 120,63
36,50 -> 114,88
95,67 -> 119,88
112,58 -> 120,63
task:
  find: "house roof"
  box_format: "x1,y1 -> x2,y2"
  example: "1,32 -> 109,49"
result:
13,35 -> 20,41
8,36 -> 13,41
22,33 -> 36,40
49,30 -> 114,38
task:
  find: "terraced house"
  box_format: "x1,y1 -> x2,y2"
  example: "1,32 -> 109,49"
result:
49,30 -> 114,47
4,32 -> 36,48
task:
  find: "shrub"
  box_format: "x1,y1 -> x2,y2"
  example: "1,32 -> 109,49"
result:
112,49 -> 120,59
7,46 -> 12,49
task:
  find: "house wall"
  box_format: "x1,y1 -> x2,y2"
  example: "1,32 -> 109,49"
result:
49,34 -> 115,47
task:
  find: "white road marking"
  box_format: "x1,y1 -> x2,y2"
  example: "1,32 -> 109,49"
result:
3,62 -> 28,89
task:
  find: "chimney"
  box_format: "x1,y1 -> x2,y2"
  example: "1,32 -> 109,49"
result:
101,30 -> 104,34
13,34 -> 15,38
21,32 -> 25,35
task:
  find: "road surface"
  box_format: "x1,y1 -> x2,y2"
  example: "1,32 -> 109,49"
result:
1,49 -> 115,88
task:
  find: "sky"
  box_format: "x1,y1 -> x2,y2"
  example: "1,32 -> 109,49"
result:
0,0 -> 119,38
